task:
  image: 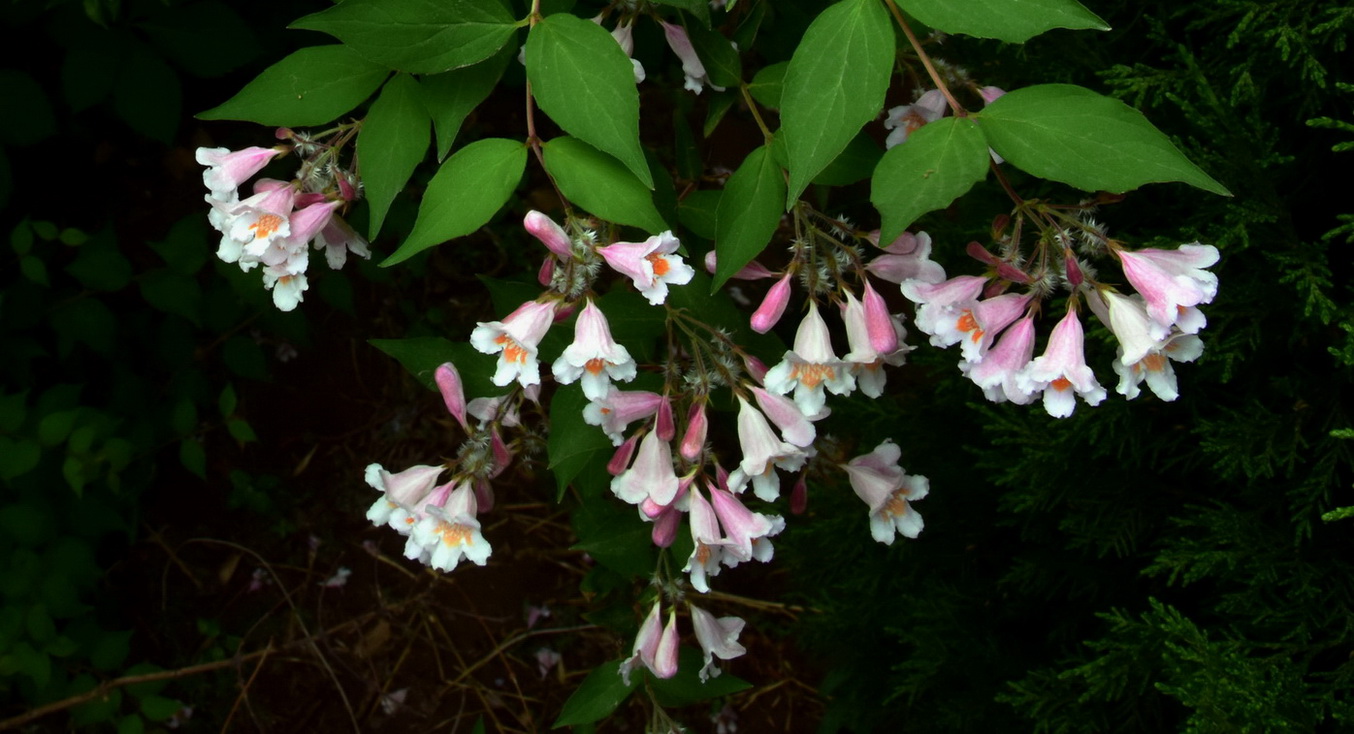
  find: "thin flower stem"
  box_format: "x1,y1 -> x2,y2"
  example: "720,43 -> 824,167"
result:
881,0 -> 966,116
740,83 -> 775,143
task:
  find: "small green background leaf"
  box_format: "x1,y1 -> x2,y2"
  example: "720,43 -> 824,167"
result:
552,657 -> 638,727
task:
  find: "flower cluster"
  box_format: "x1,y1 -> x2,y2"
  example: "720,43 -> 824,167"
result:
196,130 -> 369,311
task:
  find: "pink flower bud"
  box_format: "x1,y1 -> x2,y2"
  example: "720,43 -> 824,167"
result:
434,363 -> 470,433
490,427 -> 512,478
790,473 -> 808,514
966,241 -> 1000,266
473,479 -> 495,514
537,256 -> 555,287
750,274 -> 792,334
742,354 -> 768,384
862,281 -> 899,355
274,127 -> 293,140
651,507 -> 680,548
996,263 -> 1032,284
680,402 -> 708,462
704,251 -> 778,280
656,397 -> 675,441
979,86 -> 1007,105
608,434 -> 640,476
1064,252 -> 1085,287
524,210 -> 572,260
654,610 -> 680,679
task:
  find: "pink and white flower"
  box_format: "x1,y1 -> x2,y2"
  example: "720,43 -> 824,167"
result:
313,215 -> 370,270
728,396 -> 807,502
1117,244 -> 1219,338
901,274 -> 986,344
867,230 -> 946,285
960,315 -> 1037,404
1114,332 -> 1204,402
1087,290 -> 1159,367
842,440 -> 929,544
583,389 -> 665,445
210,184 -> 296,269
709,486 -> 783,563
620,600 -> 673,685
405,483 -> 491,571
552,300 -> 637,400
470,300 -> 557,388
611,430 -> 680,507
683,485 -> 729,592
1017,310 -> 1106,417
883,89 -> 947,149
364,463 -> 444,528
764,302 -> 855,418
689,605 -> 746,682
596,231 -> 694,305
196,145 -> 283,200
841,291 -> 911,398
661,21 -> 726,94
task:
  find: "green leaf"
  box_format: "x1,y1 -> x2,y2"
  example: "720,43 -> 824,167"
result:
543,137 -> 667,233
20,255 -> 48,285
572,489 -> 660,576
139,269 -> 203,326
977,84 -> 1231,196
747,62 -> 787,110
552,658 -> 639,727
652,0 -> 710,28
368,338 -> 499,397
547,385 -> 615,499
39,410 -> 78,446
139,695 -> 182,722
525,13 -> 652,188
713,145 -> 785,291
226,418 -> 257,443
141,1 -> 262,78
171,398 -> 198,436
198,45 -> 389,127
703,90 -> 737,138
66,230 -> 133,291
90,630 -> 132,671
10,220 -> 32,255
149,217 -> 209,275
180,439 -> 206,480
900,0 -> 1108,43
0,70 -> 57,146
0,440 -> 40,481
685,20 -> 741,89
219,384 -> 238,418
384,137 -> 526,266
871,117 -> 990,243
422,44 -> 513,161
291,0 -> 518,75
678,189 -> 721,240
781,0 -> 894,206
359,74 -> 431,239
0,391 -> 26,433
114,42 -> 181,143
117,714 -> 146,734
812,132 -> 882,186
651,647 -> 753,706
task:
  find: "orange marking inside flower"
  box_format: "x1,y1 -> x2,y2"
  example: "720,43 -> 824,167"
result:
437,521 -> 475,546
956,310 -> 984,343
1141,353 -> 1167,372
791,362 -> 835,388
695,543 -> 712,565
882,490 -> 909,518
1051,377 -> 1073,392
251,213 -> 284,239
495,334 -> 529,364
585,358 -> 608,375
646,253 -> 671,277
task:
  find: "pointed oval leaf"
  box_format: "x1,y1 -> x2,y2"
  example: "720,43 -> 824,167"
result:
685,20 -> 742,89
525,13 -> 652,188
871,117 -> 990,243
290,0 -> 517,74
543,137 -> 667,233
552,658 -> 638,727
713,145 -> 785,291
198,45 -> 388,126
747,61 -> 787,110
422,43 -> 514,161
359,74 -> 431,239
382,138 -> 526,266
781,0 -> 894,207
977,84 -> 1231,196
900,0 -> 1108,43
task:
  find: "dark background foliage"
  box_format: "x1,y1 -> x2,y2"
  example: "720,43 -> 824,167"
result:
1,0 -> 1352,731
